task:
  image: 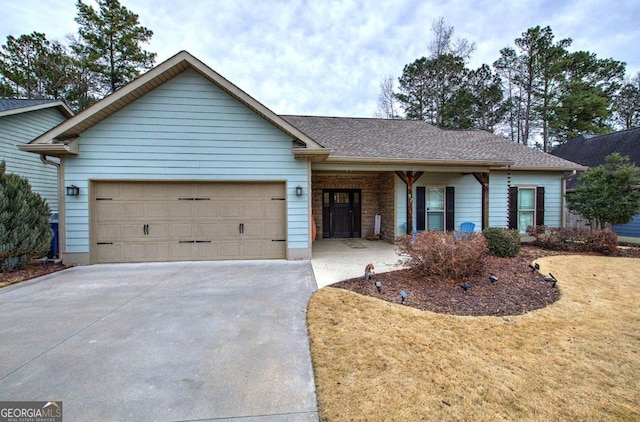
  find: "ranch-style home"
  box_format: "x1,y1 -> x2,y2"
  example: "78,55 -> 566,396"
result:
20,51 -> 584,265
1,99 -> 73,212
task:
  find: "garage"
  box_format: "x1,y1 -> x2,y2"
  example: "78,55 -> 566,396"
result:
92,181 -> 287,263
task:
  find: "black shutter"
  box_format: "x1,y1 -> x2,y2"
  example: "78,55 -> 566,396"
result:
508,186 -> 518,230
416,187 -> 425,231
445,186 -> 455,232
536,186 -> 545,226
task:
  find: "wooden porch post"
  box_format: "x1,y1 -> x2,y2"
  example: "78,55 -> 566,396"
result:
472,172 -> 489,230
395,171 -> 424,234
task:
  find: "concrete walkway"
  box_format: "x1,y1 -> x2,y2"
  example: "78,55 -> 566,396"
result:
0,261 -> 318,421
310,239 -> 408,288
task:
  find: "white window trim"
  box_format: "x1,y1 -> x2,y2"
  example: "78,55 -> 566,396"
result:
425,185 -> 446,232
517,185 -> 537,232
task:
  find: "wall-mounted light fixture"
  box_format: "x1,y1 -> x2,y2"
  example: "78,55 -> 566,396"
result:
295,185 -> 303,197
66,185 -> 80,196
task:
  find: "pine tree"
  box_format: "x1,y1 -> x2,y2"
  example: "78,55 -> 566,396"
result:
0,162 -> 52,272
72,0 -> 156,95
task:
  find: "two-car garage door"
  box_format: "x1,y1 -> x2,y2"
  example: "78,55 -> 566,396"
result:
92,181 -> 287,263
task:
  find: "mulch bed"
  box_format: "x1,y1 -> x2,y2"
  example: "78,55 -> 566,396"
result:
0,261 -> 68,288
333,245 -> 640,317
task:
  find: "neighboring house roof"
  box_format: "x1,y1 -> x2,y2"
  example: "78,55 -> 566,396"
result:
282,115 -> 585,171
20,51 -> 329,159
0,98 -> 73,118
552,128 -> 640,166
551,128 -> 640,189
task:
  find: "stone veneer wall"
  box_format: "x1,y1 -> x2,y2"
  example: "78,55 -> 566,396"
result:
378,172 -> 396,242
312,172 -> 395,241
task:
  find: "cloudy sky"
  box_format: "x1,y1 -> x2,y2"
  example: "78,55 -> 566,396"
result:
3,0 -> 640,117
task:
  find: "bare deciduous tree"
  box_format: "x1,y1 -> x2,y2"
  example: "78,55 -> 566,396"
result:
428,17 -> 475,61
374,75 -> 400,119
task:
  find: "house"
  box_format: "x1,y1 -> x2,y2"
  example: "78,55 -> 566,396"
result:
20,51 -> 584,265
551,128 -> 640,242
1,99 -> 73,212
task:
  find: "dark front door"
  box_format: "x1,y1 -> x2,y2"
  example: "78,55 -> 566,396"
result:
322,189 -> 361,238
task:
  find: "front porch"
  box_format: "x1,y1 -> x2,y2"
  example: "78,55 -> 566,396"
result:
312,171 -> 396,242
310,238 -> 406,288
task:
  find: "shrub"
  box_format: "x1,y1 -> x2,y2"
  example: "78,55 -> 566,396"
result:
526,225 -> 618,255
0,162 -> 52,272
397,231 -> 488,279
482,227 -> 521,258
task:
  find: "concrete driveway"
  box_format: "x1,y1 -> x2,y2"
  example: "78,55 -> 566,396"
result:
0,261 -> 318,421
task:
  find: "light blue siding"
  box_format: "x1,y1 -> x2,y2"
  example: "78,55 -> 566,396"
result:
489,171 -> 563,228
0,107 -> 66,211
613,214 -> 640,238
395,173 -> 482,234
64,69 -> 309,255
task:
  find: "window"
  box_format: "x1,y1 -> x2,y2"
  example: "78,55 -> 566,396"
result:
518,188 -> 535,232
426,187 -> 445,231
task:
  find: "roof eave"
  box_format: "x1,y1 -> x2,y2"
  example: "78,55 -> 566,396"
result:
293,148 -> 331,162
504,165 -> 588,171
0,100 -> 73,119
18,138 -> 79,156
324,156 -> 515,167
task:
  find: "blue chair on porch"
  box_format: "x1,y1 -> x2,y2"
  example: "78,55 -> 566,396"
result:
454,222 -> 476,243
460,222 -> 475,233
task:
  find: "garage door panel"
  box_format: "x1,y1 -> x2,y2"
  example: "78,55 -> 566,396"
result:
219,204 -> 239,218
95,183 -> 122,198
96,244 -> 122,263
122,183 -> 144,198
218,241 -> 241,258
123,203 -> 145,219
97,224 -> 120,240
170,223 -> 194,238
171,242 -> 195,259
243,204 -> 264,218
196,203 -> 220,217
219,222 -> 241,237
265,202 -> 286,218
169,202 -> 193,218
147,202 -> 170,218
264,221 -> 286,237
93,181 -> 287,263
96,202 -> 123,220
146,184 -> 170,198
196,223 -> 219,237
194,242 -> 219,258
146,224 -> 169,238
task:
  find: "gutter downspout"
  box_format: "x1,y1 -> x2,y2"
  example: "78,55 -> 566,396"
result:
561,170 -> 577,227
40,155 -> 64,260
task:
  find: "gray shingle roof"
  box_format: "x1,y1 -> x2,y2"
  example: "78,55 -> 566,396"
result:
551,128 -> 640,189
551,128 -> 640,167
0,98 -> 60,112
282,115 -> 585,170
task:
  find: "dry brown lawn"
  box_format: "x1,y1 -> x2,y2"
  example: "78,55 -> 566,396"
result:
307,255 -> 640,421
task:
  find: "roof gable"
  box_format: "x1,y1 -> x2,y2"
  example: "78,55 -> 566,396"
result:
23,51 -> 327,157
0,99 -> 73,118
282,115 -> 585,171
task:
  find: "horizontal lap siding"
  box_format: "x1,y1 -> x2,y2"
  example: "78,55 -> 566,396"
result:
64,69 -> 308,254
394,173 -> 481,234
489,171 -> 563,228
415,173 -> 481,232
613,214 -> 640,238
0,108 -> 66,211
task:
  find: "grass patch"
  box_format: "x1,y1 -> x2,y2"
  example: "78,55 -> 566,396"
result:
307,255 -> 640,421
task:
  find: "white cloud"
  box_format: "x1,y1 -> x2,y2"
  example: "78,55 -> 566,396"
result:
1,0 -> 639,117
